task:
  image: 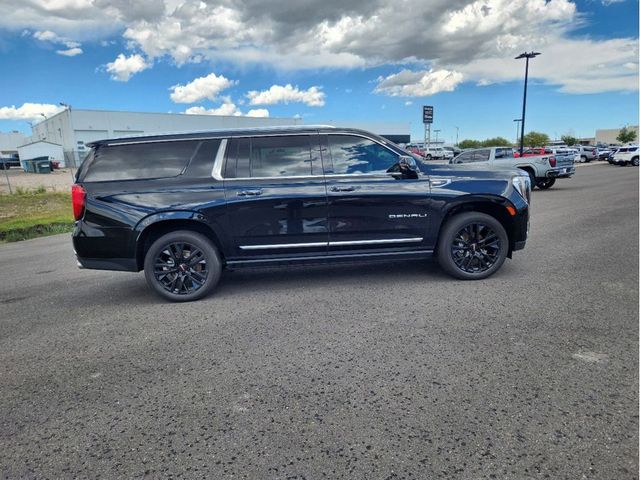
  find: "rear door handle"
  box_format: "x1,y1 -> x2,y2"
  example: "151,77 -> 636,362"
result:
237,189 -> 263,196
330,186 -> 355,192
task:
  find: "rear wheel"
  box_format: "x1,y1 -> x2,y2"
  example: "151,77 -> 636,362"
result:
523,169 -> 536,190
144,230 -> 222,302
580,155 -> 587,163
536,178 -> 556,189
437,212 -> 508,280
426,154 -> 432,160
631,156 -> 639,167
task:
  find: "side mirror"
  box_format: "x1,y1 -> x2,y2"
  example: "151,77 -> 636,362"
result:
391,155 -> 419,179
398,155 -> 418,171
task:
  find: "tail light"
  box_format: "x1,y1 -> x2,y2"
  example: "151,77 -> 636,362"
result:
548,156 -> 556,167
71,184 -> 86,220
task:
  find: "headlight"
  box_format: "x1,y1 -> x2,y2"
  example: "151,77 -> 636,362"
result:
512,175 -> 530,204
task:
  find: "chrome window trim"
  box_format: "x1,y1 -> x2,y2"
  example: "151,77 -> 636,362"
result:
217,131 -> 415,181
211,138 -> 227,180
239,237 -> 423,250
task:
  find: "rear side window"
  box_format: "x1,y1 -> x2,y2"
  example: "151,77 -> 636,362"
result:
81,141 -> 197,182
224,135 -> 316,178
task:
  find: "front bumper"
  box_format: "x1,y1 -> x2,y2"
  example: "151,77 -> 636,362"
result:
547,166 -> 575,178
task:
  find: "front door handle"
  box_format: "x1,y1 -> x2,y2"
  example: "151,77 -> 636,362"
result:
330,186 -> 355,192
237,189 -> 263,196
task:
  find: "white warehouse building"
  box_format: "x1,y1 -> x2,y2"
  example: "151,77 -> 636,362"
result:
27,109 -> 304,167
25,108 -> 411,168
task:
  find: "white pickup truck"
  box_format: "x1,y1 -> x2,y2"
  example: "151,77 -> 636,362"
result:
451,146 -> 575,189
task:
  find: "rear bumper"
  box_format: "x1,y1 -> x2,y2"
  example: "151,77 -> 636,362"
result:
76,255 -> 138,271
547,166 -> 575,178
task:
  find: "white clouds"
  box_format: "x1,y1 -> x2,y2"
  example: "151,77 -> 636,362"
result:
57,47 -> 83,56
106,53 -> 150,81
33,29 -> 83,56
184,98 -> 270,117
246,85 -> 325,106
0,0 -> 637,96
0,103 -> 64,121
33,30 -> 59,42
375,70 -> 464,97
246,109 -> 269,118
170,73 -> 237,104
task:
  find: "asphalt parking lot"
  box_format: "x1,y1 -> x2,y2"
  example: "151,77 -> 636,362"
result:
0,163 -> 637,479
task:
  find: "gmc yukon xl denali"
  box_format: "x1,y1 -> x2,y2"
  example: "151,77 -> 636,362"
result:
72,126 -> 530,301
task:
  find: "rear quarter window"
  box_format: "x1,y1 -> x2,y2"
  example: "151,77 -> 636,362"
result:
81,140 -> 198,182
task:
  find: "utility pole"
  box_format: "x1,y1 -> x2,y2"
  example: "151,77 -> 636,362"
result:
455,126 -> 459,146
434,129 -> 441,145
513,118 -> 522,145
515,51 -> 540,155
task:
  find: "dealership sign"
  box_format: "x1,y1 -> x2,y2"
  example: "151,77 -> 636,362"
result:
423,106 -> 433,124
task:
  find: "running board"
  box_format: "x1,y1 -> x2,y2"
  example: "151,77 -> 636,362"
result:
226,249 -> 434,268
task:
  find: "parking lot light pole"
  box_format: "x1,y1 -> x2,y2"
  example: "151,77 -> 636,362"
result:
515,51 -> 540,155
514,118 -> 522,145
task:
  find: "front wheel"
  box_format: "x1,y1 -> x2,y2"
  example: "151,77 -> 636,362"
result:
536,178 -> 556,189
144,230 -> 222,302
437,212 -> 509,280
631,157 -> 639,167
426,154 -> 432,160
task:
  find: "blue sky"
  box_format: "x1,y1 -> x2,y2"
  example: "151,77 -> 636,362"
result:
0,0 -> 637,144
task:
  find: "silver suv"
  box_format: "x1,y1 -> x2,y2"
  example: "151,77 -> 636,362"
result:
572,145 -> 598,163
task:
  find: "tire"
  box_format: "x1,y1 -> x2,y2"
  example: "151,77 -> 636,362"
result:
426,154 -> 432,160
525,169 -> 536,190
536,178 -> 556,190
580,155 -> 587,163
632,157 -> 639,167
437,212 -> 509,280
143,230 -> 222,302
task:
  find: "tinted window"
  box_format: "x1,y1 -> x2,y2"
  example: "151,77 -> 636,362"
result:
83,141 -> 196,182
250,136 -> 314,177
495,148 -> 514,159
328,135 -> 399,174
454,152 -> 473,163
474,149 -> 491,162
224,136 -> 316,178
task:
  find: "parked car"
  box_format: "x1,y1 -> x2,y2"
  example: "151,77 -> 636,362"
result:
571,145 -> 598,163
452,146 -> 574,189
0,155 -> 21,170
424,146 -> 452,160
443,146 -> 462,157
72,126 -> 531,301
611,146 -> 639,166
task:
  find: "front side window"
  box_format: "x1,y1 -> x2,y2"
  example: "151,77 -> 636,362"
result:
454,152 -> 474,163
328,135 -> 399,174
81,141 -> 197,182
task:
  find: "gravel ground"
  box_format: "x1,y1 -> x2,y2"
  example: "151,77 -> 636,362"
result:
0,163 -> 637,479
0,168 -> 76,194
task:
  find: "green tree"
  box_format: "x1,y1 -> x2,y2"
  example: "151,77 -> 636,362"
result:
481,137 -> 511,147
561,135 -> 578,146
458,139 -> 481,149
522,131 -> 550,148
616,127 -> 637,144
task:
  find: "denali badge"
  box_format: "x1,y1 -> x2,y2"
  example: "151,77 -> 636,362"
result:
389,213 -> 428,219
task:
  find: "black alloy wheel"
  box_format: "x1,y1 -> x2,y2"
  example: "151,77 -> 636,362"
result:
144,230 -> 221,302
632,157 -> 639,167
536,178 -> 556,189
437,212 -> 508,280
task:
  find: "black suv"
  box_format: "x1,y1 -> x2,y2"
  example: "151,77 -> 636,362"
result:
72,126 -> 530,301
